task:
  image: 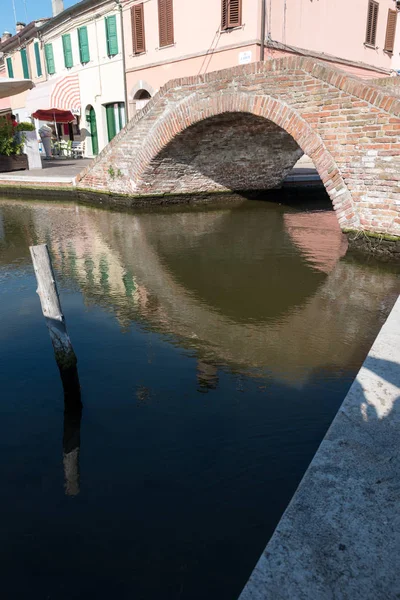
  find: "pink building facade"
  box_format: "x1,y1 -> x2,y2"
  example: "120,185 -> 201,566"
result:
123,0 -> 400,118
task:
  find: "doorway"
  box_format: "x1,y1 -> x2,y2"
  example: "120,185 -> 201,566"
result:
87,106 -> 98,156
105,102 -> 126,142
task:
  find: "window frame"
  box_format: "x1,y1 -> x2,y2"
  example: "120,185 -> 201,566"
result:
6,56 -> 14,78
34,41 -> 42,77
105,15 -> 119,57
44,43 -> 56,75
384,8 -> 397,53
78,26 -> 90,64
132,3 -> 146,55
221,0 -> 242,31
62,33 -> 74,68
158,0 -> 174,48
365,0 -> 379,47
20,48 -> 30,79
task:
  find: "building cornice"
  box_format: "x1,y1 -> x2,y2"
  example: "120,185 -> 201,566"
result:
0,21 -> 49,53
39,0 -> 115,36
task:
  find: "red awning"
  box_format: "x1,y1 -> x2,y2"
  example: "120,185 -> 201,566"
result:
31,108 -> 75,123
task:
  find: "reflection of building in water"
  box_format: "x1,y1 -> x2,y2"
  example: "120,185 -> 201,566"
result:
0,200 -> 398,385
284,212 -> 348,274
197,361 -> 219,392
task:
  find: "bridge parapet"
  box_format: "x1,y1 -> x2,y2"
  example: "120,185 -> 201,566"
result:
77,56 -> 400,238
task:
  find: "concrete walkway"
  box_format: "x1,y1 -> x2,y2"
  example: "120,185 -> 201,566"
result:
0,158 -> 92,186
239,296 -> 400,600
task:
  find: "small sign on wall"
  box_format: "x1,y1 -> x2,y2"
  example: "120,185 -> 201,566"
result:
239,51 -> 252,65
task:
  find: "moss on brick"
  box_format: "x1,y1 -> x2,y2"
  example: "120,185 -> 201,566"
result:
343,228 -> 400,242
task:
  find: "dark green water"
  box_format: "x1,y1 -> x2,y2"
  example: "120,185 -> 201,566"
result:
0,195 -> 398,600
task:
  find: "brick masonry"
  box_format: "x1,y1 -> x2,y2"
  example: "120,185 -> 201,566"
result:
77,56 -> 400,237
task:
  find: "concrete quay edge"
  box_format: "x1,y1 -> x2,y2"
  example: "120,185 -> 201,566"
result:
238,295 -> 400,600
0,174 -> 76,185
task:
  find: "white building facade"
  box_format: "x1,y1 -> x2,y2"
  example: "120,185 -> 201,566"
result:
2,0 -> 127,157
38,0 -> 126,156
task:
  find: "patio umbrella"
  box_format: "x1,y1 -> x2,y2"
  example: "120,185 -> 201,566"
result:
32,109 -> 75,142
31,108 -> 75,123
0,77 -> 34,99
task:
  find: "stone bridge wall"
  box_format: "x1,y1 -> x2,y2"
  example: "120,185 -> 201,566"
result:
77,57 -> 400,237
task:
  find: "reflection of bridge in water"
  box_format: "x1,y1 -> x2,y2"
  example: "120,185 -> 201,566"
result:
1,200 -> 398,384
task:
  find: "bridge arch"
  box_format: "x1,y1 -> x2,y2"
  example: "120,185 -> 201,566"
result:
129,92 -> 356,228
77,57 -> 400,237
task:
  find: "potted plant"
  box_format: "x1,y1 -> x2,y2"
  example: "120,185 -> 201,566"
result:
0,118 -> 28,172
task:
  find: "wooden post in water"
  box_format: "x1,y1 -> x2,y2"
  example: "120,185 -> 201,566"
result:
30,244 -> 82,496
29,244 -> 77,372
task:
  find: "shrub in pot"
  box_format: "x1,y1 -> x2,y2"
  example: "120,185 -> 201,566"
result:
0,118 -> 28,172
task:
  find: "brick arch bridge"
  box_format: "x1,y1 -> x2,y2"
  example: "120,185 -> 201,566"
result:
77,56 -> 400,237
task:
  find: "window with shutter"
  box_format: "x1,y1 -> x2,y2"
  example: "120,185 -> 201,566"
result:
384,9 -> 397,52
20,48 -> 30,79
45,43 -> 55,75
222,0 -> 242,30
105,15 -> 119,56
78,26 -> 90,63
158,0 -> 174,48
365,0 -> 379,46
132,4 -> 146,54
34,42 -> 42,77
6,57 -> 14,78
62,34 -> 73,68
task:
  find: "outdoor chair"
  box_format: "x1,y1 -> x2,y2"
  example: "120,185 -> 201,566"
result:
51,140 -> 69,159
71,141 -> 85,159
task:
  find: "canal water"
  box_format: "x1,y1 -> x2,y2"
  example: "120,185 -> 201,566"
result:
0,193 -> 398,600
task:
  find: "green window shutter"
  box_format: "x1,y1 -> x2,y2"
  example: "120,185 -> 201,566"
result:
44,43 -> 55,74
62,34 -> 73,68
105,15 -> 118,56
78,26 -> 90,63
21,48 -> 30,79
34,42 -> 42,77
106,104 -> 117,141
6,57 -> 14,78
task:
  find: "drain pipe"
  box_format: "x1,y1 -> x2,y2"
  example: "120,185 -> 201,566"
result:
116,0 -> 129,123
260,0 -> 266,61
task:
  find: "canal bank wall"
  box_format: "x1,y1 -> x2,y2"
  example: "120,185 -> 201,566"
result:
239,295 -> 400,600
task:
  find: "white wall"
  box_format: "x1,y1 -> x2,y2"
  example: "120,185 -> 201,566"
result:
42,2 -> 125,155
